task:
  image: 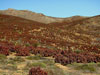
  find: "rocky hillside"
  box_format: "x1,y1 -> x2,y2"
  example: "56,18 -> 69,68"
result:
0,8 -> 86,24
0,14 -> 100,49
0,13 -> 100,75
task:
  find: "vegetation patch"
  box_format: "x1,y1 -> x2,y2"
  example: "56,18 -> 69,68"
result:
0,64 -> 17,71
0,54 -> 7,60
97,63 -> 100,67
26,54 -> 42,60
25,62 -> 47,70
11,56 -> 25,63
43,59 -> 55,66
75,63 -> 96,72
74,49 -> 84,54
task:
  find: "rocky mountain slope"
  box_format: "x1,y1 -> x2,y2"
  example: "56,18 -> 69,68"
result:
0,13 -> 100,49
0,13 -> 100,75
0,9 -> 100,75
0,8 -> 86,24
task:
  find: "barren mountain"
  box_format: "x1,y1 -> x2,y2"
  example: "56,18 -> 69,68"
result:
0,8 -> 86,24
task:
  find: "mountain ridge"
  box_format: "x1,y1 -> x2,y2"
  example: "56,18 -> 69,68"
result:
0,8 -> 87,24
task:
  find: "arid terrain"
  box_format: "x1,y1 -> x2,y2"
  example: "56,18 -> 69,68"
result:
0,9 -> 100,75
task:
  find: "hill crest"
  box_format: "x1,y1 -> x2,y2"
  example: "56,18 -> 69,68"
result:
0,8 -> 86,24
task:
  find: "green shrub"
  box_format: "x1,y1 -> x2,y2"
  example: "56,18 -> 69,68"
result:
7,60 -> 15,64
0,54 -> 7,64
26,62 -> 46,69
31,62 -> 46,68
74,49 -> 83,54
13,56 -> 25,62
97,63 -> 100,67
0,54 -> 7,60
25,42 -> 30,47
47,65 -> 65,75
75,64 -> 96,72
33,43 -> 40,47
6,65 -> 17,70
43,59 -> 55,66
27,54 -> 42,60
1,64 -> 17,71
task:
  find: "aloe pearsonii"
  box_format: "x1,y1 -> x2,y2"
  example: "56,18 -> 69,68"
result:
29,67 -> 48,75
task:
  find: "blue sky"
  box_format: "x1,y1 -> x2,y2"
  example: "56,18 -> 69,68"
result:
0,0 -> 100,17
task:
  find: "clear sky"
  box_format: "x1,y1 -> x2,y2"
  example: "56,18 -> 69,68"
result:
0,0 -> 100,17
